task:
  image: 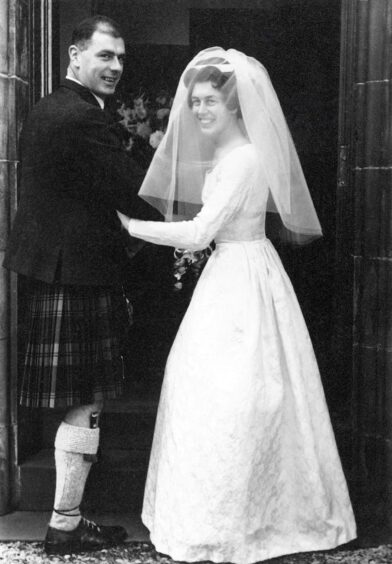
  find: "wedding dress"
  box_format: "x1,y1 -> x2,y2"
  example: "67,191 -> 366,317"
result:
129,143 -> 356,563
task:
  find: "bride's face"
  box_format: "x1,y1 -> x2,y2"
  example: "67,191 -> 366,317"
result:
190,81 -> 235,140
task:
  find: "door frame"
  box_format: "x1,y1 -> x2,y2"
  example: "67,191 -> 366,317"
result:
7,0 -> 58,514
6,0 -> 361,514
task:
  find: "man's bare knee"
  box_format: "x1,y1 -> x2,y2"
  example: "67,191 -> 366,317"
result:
64,401 -> 104,427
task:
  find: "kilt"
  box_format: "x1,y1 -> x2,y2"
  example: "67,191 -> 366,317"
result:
19,280 -> 131,408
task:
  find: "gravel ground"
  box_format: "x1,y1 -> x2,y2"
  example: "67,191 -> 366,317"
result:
1,542 -> 392,564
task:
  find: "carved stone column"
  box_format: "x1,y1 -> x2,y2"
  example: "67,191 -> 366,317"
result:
0,0 -> 30,514
337,0 -> 392,537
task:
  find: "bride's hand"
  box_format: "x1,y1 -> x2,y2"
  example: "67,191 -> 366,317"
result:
116,210 -> 131,231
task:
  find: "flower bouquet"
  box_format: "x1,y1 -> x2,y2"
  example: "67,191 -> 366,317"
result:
117,89 -> 212,290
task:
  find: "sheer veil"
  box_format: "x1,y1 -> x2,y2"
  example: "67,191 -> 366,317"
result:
139,46 -> 322,244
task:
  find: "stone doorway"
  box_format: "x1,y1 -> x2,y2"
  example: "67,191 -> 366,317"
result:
5,0 -> 344,514
13,0 -> 345,514
2,1 -> 391,544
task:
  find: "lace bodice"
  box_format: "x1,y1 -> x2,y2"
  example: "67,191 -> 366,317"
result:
128,144 -> 268,249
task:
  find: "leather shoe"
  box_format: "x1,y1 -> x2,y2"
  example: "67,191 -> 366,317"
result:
44,517 -> 127,555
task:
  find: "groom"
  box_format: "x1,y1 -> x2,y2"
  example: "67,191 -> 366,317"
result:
3,15 -> 158,555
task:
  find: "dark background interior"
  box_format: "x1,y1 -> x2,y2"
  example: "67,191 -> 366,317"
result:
19,0 -> 343,409
98,1 -> 344,406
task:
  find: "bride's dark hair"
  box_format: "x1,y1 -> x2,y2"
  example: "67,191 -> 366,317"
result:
185,58 -> 240,114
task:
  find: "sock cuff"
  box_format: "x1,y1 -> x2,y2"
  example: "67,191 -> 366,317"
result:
55,422 -> 100,455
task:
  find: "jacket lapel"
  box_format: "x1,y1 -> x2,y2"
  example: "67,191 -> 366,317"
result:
61,78 -> 102,108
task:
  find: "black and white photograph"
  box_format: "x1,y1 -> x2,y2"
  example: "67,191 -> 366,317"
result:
0,1 -> 391,563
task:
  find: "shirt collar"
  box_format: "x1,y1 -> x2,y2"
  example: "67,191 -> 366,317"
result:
65,75 -> 105,109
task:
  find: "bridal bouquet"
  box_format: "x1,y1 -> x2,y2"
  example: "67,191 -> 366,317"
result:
117,90 -> 211,290
173,246 -> 213,291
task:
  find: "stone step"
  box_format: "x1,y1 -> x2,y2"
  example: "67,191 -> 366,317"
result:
18,447 -> 149,512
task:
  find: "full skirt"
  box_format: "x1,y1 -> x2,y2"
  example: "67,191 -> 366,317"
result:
142,239 -> 356,564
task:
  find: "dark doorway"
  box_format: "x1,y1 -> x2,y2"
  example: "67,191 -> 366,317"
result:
77,0 -> 343,408
124,2 -> 343,406
15,0 -> 346,514
189,3 -> 342,404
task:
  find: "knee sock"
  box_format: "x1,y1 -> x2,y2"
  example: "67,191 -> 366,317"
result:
49,421 -> 100,531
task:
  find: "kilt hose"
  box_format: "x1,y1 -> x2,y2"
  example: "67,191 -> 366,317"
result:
19,279 -> 131,408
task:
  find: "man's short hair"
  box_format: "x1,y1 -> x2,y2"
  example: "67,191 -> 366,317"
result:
71,15 -> 124,50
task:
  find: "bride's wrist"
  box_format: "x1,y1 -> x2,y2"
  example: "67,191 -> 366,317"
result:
127,218 -> 134,233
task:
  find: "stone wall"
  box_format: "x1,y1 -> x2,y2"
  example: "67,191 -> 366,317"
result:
0,0 -> 30,515
336,0 -> 392,538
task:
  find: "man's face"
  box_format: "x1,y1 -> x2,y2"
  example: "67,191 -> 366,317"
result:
70,27 -> 125,98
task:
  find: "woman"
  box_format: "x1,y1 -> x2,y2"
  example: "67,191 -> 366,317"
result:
117,47 -> 356,563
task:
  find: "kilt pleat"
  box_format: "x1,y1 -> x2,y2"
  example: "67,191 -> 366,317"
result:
20,280 -> 130,408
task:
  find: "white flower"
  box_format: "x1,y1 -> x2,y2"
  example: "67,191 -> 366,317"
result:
156,108 -> 170,120
149,130 -> 165,149
133,97 -> 148,119
124,137 -> 134,151
136,121 -> 152,139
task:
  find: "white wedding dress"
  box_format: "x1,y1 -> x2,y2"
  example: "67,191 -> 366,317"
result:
129,144 -> 356,564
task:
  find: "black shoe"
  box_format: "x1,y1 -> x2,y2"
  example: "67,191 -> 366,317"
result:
44,517 -> 127,555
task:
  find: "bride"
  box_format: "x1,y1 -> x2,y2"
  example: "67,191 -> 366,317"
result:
117,47 -> 356,564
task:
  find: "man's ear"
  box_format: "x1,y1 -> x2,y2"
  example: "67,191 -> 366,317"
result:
69,45 -> 80,67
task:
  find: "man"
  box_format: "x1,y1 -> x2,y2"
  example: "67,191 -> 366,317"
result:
3,15 -> 158,555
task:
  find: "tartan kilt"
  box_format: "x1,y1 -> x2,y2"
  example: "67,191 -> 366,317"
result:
20,280 -> 131,408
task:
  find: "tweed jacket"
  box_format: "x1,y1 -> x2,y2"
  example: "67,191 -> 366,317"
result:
3,79 -> 159,286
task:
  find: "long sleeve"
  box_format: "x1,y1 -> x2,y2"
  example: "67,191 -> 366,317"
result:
128,145 -> 257,250
4,83 -> 159,285
58,104 -> 159,221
